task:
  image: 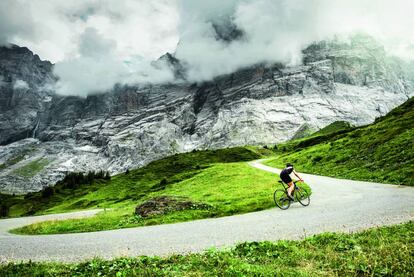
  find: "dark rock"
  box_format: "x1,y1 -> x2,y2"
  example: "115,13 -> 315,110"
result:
135,196 -> 211,218
212,19 -> 244,43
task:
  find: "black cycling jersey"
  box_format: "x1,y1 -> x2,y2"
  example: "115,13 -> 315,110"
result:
281,166 -> 294,176
280,166 -> 294,184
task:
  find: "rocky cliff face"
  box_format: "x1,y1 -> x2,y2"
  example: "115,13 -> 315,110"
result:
0,45 -> 55,145
0,35 -> 413,193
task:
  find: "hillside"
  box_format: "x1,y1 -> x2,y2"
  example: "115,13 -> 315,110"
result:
266,97 -> 414,185
0,147 -> 260,215
1,147 -> 307,234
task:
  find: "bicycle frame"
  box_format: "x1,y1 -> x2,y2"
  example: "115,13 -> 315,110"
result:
274,180 -> 310,209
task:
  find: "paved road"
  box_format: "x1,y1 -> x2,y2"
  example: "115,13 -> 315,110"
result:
1,160 -> 413,263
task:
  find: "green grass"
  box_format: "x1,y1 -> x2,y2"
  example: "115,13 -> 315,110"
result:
312,121 -> 353,136
11,158 -> 49,178
267,97 -> 414,186
4,146 -> 310,234
2,147 -> 37,169
1,147 -> 261,216
2,221 -> 413,276
11,162 -> 310,234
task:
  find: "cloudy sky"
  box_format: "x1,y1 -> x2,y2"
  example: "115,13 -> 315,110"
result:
1,0 -> 413,96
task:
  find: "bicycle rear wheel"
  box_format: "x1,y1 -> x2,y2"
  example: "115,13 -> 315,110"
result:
295,186 -> 310,206
274,189 -> 291,210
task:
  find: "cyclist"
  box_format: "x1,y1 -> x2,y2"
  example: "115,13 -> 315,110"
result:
280,163 -> 304,200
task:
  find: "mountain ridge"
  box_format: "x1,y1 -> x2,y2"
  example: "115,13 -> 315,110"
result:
0,34 -> 413,193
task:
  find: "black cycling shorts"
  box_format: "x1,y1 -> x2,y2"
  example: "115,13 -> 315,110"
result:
280,173 -> 292,184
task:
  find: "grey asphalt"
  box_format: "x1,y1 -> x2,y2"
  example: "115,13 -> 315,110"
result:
1,160 -> 413,263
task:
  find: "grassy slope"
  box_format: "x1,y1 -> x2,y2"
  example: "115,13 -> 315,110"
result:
312,121 -> 353,136
7,146 -> 311,234
2,222 -> 413,276
266,97 -> 414,185
11,158 -> 50,178
1,147 -> 265,217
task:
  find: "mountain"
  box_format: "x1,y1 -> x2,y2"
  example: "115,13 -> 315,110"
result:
265,97 -> 414,185
0,34 -> 413,193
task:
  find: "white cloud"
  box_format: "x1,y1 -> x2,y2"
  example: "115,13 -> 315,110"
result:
54,27 -> 174,96
0,75 -> 6,87
1,0 -> 179,63
1,0 -> 413,95
13,80 -> 29,90
175,0 -> 414,82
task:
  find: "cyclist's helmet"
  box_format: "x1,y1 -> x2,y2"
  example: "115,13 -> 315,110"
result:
286,163 -> 293,168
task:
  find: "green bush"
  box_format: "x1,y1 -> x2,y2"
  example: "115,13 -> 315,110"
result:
41,187 -> 54,198
0,205 -> 9,217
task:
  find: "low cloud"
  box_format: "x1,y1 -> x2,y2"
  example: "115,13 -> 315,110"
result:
175,0 -> 414,82
1,0 -> 413,96
13,80 -> 30,90
54,27 -> 174,96
0,75 -> 6,87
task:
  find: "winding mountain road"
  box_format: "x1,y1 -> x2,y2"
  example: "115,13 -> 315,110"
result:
1,160 -> 413,263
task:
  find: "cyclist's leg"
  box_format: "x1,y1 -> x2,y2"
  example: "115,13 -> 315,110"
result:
287,181 -> 294,198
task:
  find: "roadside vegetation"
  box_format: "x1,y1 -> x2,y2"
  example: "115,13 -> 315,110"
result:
4,147 -> 311,234
2,221 -> 413,276
267,97 -> 414,186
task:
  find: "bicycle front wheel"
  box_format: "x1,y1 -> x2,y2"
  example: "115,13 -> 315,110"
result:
295,186 -> 310,206
274,189 -> 291,210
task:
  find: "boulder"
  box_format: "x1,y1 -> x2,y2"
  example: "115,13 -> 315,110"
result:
135,196 -> 211,218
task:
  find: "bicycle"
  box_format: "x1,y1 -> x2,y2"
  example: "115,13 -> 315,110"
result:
273,180 -> 310,210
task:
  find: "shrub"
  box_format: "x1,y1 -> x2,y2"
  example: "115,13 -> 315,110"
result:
159,178 -> 168,186
41,187 -> 54,198
105,171 -> 111,180
312,156 -> 323,163
0,205 -> 9,217
59,170 -> 111,189
24,192 -> 34,200
25,207 -> 36,216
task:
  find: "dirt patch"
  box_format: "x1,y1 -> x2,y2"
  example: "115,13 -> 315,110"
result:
135,196 -> 211,218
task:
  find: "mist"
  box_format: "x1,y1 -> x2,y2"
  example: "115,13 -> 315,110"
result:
175,0 -> 414,81
1,0 -> 413,96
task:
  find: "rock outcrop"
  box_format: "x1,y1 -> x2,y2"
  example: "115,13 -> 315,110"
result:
135,196 -> 211,218
0,35 -> 413,194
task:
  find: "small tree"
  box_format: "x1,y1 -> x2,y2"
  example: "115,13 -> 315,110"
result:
41,186 -> 54,198
0,205 -> 9,217
105,171 -> 111,180
86,171 -> 95,184
159,178 -> 168,187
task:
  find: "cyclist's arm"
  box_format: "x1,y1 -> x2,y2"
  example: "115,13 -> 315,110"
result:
293,170 -> 304,181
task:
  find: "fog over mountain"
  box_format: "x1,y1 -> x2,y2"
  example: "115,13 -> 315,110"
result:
0,0 -> 413,96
